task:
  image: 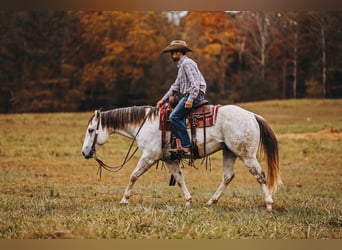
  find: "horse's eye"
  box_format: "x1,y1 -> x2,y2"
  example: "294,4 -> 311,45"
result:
88,128 -> 94,133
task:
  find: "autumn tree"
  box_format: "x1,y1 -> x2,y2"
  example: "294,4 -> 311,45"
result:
0,11 -> 74,112
77,11 -> 173,109
181,12 -> 238,103
0,11 -> 341,113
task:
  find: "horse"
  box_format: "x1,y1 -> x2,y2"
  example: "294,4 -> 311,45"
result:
81,104 -> 282,211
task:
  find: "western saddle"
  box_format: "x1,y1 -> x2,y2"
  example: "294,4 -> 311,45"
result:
159,100 -> 221,164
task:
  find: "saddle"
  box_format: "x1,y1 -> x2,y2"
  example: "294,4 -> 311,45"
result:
159,101 -> 221,161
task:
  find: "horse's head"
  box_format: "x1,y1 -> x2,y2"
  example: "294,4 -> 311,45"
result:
82,110 -> 109,159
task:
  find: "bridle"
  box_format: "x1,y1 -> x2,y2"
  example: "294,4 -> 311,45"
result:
89,109 -> 152,179
90,112 -> 102,157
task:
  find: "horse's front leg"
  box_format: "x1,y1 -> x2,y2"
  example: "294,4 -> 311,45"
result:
165,161 -> 192,208
119,154 -> 155,205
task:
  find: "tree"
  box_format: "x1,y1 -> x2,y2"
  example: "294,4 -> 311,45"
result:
0,11 -> 341,113
238,12 -> 277,81
229,11 -> 282,101
182,12 -> 238,103
303,11 -> 341,98
0,11 -> 74,112
78,11 -> 172,108
273,11 -> 301,99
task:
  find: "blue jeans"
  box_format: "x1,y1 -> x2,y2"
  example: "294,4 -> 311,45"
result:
169,95 -> 203,148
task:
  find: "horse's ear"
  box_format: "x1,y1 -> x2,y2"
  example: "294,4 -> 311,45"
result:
94,110 -> 101,119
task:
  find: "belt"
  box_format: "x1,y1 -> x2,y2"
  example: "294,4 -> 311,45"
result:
184,91 -> 205,97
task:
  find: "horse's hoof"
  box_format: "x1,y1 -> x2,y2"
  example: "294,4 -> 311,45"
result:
266,203 -> 272,212
185,200 -> 192,208
206,199 -> 217,206
119,199 -> 129,206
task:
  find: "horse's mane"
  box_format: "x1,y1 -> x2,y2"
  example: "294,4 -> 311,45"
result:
99,105 -> 159,130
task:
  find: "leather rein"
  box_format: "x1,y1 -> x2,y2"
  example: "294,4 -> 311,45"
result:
91,109 -> 151,179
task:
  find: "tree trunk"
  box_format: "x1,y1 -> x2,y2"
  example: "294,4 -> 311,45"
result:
293,26 -> 298,99
321,17 -> 326,98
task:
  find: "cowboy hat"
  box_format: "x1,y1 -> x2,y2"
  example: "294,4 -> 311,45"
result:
162,40 -> 193,53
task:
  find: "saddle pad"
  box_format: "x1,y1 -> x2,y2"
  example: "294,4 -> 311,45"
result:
159,104 -> 221,131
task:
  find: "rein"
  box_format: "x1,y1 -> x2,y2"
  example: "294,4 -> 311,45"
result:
92,108 -> 152,179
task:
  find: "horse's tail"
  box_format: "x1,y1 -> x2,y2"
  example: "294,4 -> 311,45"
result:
255,115 -> 282,194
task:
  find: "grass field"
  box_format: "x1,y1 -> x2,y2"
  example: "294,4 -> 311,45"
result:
0,99 -> 341,239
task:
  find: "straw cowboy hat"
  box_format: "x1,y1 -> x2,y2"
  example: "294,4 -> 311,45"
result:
162,40 -> 193,53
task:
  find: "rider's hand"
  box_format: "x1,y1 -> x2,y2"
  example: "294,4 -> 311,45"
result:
156,100 -> 164,108
185,100 -> 193,108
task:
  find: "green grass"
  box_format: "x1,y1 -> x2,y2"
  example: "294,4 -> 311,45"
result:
0,99 -> 341,239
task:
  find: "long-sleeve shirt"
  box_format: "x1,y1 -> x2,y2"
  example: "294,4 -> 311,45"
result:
162,55 -> 207,102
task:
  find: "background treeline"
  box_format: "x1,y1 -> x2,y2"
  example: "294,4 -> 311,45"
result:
0,11 -> 341,113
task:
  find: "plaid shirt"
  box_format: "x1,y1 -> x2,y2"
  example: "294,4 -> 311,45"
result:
162,55 -> 207,102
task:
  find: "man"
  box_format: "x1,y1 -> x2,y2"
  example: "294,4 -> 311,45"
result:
157,40 -> 207,155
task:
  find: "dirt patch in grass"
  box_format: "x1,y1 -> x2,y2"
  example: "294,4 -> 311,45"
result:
278,128 -> 342,141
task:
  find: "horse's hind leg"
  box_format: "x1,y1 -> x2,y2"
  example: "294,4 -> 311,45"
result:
165,161 -> 192,207
241,156 -> 273,211
207,148 -> 236,206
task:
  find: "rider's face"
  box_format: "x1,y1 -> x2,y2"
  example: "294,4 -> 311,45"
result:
171,51 -> 182,62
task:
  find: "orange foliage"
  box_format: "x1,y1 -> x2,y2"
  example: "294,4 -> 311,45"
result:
80,11 -> 167,85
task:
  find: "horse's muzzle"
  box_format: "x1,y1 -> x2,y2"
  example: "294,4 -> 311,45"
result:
82,145 -> 96,159
82,150 -> 93,159
82,152 -> 92,159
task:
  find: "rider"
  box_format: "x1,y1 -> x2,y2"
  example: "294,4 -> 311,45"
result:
157,40 -> 207,155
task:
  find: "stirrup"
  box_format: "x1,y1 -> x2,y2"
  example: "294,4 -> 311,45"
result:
169,148 -> 182,153
169,148 -> 191,156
